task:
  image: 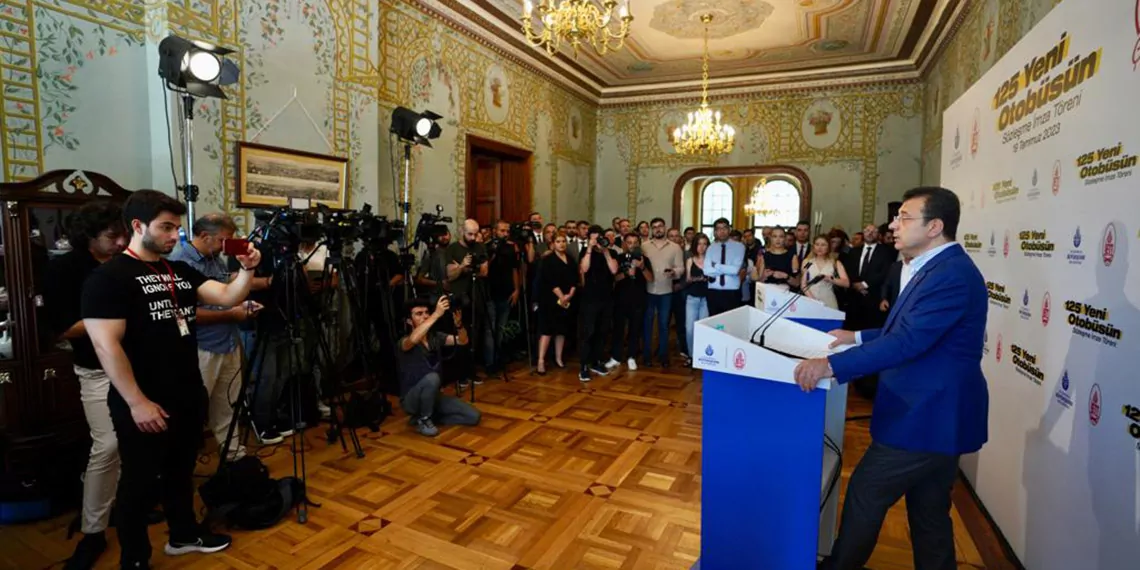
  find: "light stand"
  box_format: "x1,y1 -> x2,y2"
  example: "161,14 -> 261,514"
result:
177,94 -> 199,235
389,106 -> 442,224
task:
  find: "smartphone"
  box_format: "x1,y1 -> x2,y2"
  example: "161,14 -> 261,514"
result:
222,238 -> 250,256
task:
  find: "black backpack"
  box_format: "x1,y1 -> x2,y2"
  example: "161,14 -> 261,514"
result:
198,456 -> 304,530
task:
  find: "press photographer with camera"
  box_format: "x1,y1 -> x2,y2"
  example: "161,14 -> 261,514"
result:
608,233 -> 653,370
398,296 -> 481,437
445,219 -> 488,387
484,220 -> 521,375
577,225 -> 618,382
82,190 -> 262,568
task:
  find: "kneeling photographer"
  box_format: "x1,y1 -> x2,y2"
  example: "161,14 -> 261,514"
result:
398,297 -> 481,437
444,219 -> 488,388
484,221 -> 521,376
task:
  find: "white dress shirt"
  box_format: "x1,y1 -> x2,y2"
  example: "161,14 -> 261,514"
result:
705,240 -> 747,291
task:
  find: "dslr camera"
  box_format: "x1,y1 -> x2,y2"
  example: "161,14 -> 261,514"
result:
618,248 -> 644,272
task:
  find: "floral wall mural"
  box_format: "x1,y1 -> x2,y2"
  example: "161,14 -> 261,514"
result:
921,0 -> 1065,186
0,0 -> 596,231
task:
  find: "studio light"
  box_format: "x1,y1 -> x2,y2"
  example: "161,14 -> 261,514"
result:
156,33 -> 241,235
157,34 -> 240,99
390,107 -> 442,147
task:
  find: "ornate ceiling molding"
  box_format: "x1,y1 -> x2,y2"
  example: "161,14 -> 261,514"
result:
414,0 -> 969,105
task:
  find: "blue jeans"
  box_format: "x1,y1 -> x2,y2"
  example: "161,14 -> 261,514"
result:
483,297 -> 513,370
685,295 -> 709,357
643,293 -> 672,364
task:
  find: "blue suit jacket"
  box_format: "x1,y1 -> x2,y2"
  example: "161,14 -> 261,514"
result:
828,245 -> 989,455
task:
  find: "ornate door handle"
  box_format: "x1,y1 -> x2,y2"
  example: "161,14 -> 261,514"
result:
43,368 -> 56,380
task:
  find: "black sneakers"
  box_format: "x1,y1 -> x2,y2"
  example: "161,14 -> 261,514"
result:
164,532 -> 232,556
64,531 -> 106,570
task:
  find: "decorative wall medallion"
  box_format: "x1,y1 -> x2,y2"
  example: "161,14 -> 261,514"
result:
801,99 -> 841,149
568,107 -> 583,151
484,63 -> 509,124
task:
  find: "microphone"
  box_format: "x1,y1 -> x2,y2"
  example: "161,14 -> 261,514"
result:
749,271 -> 826,354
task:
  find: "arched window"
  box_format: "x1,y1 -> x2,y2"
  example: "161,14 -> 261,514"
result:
750,178 -> 802,231
699,180 -> 733,236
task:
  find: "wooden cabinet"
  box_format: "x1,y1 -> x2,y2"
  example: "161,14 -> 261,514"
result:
0,170 -> 130,480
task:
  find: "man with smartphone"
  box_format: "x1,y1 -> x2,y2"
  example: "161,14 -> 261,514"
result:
169,213 -> 272,455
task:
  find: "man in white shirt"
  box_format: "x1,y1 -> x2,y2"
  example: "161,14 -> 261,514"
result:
704,218 -> 746,316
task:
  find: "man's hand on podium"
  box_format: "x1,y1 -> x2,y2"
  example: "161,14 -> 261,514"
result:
794,358 -> 832,392
827,329 -> 857,348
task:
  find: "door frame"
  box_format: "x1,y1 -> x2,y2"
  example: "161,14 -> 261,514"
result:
465,134 -> 532,221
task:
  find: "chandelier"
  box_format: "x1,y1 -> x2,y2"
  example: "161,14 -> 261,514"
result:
672,14 -> 736,156
744,178 -> 778,216
522,0 -> 633,58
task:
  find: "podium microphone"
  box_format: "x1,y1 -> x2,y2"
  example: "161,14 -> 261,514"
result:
749,265 -> 824,349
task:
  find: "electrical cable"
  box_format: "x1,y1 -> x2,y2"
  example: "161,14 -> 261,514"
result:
162,91 -> 180,190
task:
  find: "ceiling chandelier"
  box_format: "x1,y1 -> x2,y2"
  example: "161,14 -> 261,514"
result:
744,177 -> 778,216
673,14 -> 736,156
521,0 -> 633,58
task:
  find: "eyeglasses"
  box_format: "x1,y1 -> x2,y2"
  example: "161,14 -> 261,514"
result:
893,214 -> 927,224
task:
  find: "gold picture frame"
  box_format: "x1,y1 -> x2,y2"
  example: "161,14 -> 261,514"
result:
235,142 -> 348,209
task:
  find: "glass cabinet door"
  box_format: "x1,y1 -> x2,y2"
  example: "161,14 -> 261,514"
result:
0,207 -> 11,361
28,205 -> 79,357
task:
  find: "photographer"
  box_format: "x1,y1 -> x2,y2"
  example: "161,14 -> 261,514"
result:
414,227 -> 450,293
609,233 -> 653,370
42,201 -> 127,569
445,219 -> 488,387
398,297 -> 481,437
81,190 -> 260,567
484,221 -> 520,375
577,225 -> 618,382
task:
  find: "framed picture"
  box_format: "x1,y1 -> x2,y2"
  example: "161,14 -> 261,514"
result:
235,142 -> 349,209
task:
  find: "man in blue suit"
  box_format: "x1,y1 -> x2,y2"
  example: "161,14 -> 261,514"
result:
795,186 -> 989,570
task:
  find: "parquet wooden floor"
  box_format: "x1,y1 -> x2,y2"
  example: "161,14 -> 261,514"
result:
0,363 -> 1015,570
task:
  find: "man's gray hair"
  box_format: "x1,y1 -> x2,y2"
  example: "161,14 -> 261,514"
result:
193,212 -> 237,237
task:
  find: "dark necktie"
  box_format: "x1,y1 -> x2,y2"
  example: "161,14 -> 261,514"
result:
719,243 -> 726,286
861,246 -> 872,277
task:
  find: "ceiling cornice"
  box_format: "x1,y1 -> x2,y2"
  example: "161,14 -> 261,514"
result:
412,0 -> 970,106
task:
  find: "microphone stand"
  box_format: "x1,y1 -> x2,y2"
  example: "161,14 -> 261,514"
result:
749,265 -> 825,350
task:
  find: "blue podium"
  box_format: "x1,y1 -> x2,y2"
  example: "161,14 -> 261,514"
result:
691,303 -> 848,570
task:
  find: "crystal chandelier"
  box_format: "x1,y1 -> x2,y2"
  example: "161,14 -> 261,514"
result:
521,0 -> 633,58
673,14 -> 736,156
744,178 -> 777,216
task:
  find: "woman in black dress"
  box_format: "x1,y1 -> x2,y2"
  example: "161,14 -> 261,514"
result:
755,226 -> 799,288
536,232 -> 577,374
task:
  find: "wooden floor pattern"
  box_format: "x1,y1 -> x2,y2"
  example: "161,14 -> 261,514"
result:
0,363 -> 1015,570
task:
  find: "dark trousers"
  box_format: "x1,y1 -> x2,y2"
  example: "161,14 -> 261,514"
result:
670,290 -> 688,355
110,390 -> 207,565
642,293 -> 672,364
578,297 -> 612,369
611,299 -> 646,362
483,297 -> 512,372
401,372 -> 481,425
823,441 -> 959,570
706,288 -> 741,316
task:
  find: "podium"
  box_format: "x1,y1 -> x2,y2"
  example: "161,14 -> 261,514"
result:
691,304 -> 849,570
755,283 -> 848,333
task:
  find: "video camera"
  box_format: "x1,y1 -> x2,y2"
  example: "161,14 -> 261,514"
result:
509,221 -> 535,245
618,248 -> 644,272
414,205 -> 452,248
319,204 -> 404,248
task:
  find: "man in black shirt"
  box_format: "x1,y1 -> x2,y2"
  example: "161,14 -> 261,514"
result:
81,190 -> 261,569
445,219 -> 488,387
43,201 -> 127,570
398,297 -> 481,437
610,233 -> 654,370
578,225 -> 618,382
484,220 -> 520,376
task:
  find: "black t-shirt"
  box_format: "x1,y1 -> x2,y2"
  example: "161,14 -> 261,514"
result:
581,250 -> 614,302
488,242 -> 520,300
42,248 -> 102,369
81,254 -> 209,407
444,241 -> 486,303
615,254 -> 652,305
396,331 -> 449,397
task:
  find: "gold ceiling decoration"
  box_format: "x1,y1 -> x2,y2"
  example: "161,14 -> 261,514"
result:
521,0 -> 633,58
672,13 -> 736,156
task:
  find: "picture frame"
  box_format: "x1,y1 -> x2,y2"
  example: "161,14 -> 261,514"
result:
235,141 -> 349,209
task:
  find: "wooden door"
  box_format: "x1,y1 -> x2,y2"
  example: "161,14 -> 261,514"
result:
471,156 -> 500,226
